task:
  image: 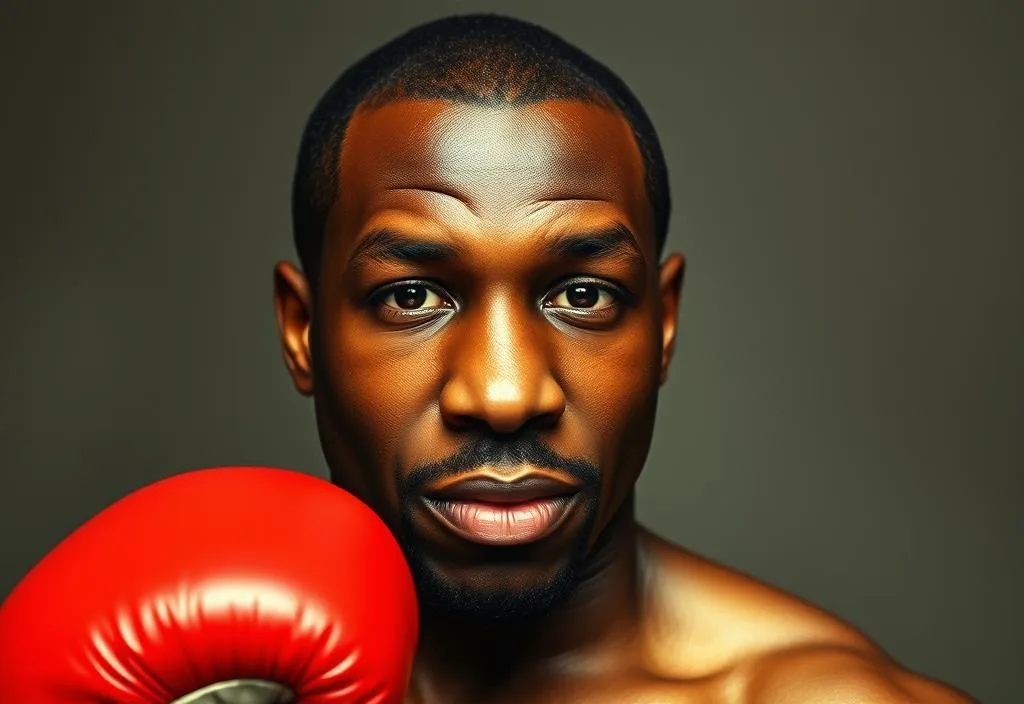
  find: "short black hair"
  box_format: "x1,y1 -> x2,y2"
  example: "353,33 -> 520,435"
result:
291,14 -> 671,289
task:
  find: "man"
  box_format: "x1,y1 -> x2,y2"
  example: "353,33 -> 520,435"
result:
273,14 -> 975,704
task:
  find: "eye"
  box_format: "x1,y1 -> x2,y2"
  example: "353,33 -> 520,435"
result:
380,283 -> 449,311
546,281 -> 619,311
370,281 -> 456,327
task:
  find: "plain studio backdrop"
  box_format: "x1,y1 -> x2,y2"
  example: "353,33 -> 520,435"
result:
1,2 -> 1020,701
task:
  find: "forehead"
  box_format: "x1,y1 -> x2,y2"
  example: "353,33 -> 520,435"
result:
330,99 -> 652,256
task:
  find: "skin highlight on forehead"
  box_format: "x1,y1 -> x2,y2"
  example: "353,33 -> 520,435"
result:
324,99 -> 655,274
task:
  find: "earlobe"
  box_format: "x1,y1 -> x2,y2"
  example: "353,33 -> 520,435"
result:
273,262 -> 315,397
658,253 -> 686,386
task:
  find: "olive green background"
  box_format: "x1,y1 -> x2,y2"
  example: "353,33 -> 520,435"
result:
1,2 -> 1020,701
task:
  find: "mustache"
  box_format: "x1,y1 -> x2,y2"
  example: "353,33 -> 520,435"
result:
401,434 -> 601,493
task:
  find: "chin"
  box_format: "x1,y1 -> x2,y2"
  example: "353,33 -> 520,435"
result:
413,558 -> 584,621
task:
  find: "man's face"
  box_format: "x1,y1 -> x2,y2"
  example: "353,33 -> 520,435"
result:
276,99 -> 684,619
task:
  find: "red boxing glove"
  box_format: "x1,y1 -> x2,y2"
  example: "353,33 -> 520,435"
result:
0,467 -> 419,703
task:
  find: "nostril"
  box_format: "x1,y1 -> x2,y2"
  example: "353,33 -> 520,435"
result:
170,680 -> 295,704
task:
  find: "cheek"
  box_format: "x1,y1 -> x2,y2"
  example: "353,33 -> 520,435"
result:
313,320 -> 441,509
321,335 -> 435,443
558,317 -> 661,436
556,318 -> 661,521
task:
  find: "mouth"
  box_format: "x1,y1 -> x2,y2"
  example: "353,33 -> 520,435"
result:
421,473 -> 582,547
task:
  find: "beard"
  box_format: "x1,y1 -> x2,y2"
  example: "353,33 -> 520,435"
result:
395,433 -> 602,621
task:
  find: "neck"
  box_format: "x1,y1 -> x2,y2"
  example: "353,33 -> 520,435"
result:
409,495 -> 646,702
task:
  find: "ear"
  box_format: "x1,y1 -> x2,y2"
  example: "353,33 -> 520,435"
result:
657,253 -> 686,386
273,261 -> 315,396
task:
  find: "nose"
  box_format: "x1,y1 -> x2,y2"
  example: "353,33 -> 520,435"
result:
440,297 -> 566,435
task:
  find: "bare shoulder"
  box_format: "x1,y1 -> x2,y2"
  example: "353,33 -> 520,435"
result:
636,529 -> 976,703
741,645 -> 977,703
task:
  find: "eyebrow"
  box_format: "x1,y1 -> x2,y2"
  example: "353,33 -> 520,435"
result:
347,222 -> 645,271
348,228 -> 460,269
541,223 -> 644,264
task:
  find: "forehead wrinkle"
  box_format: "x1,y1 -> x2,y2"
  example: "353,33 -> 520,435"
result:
335,100 -> 652,262
526,197 -> 614,219
386,186 -> 483,221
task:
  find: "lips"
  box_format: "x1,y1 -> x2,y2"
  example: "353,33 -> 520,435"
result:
421,473 -> 581,547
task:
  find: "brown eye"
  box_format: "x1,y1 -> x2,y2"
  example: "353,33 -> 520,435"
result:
567,284 -> 599,308
393,285 -> 427,310
382,284 -> 447,311
549,282 -> 618,311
